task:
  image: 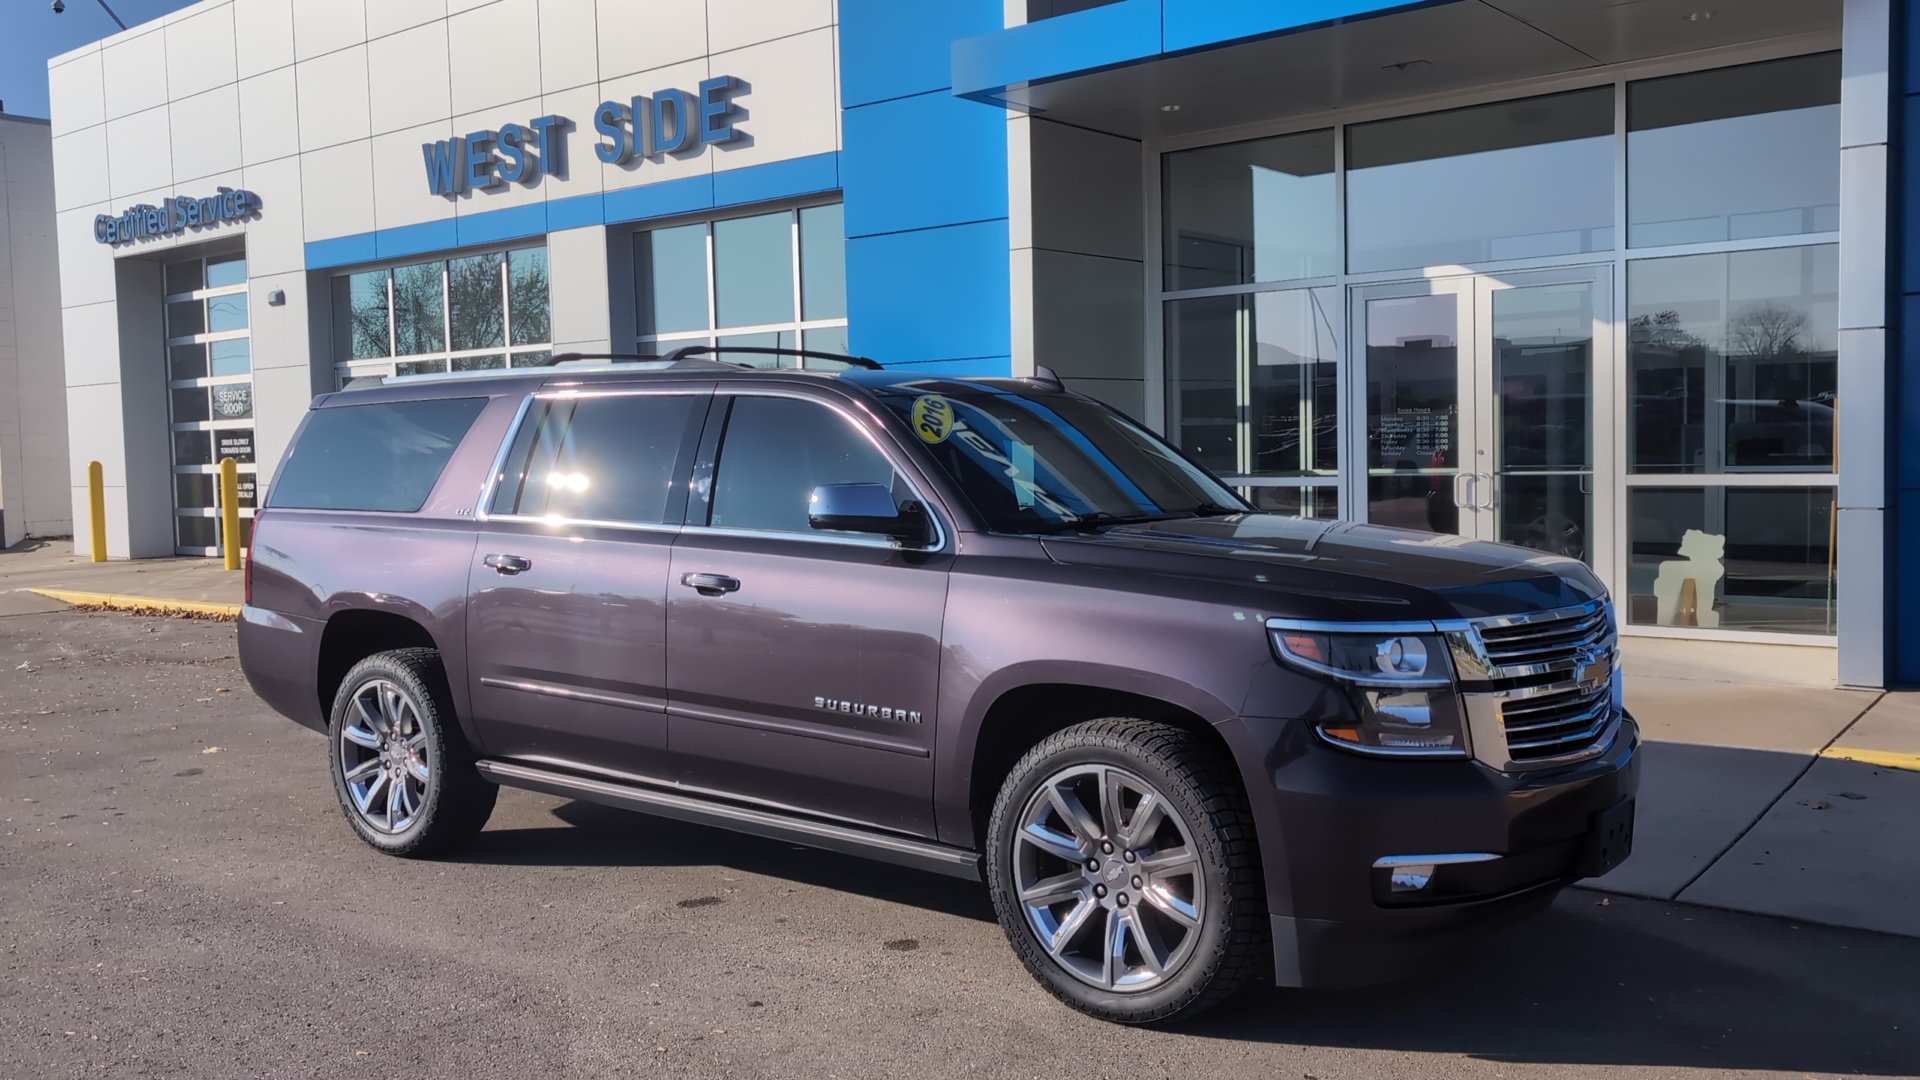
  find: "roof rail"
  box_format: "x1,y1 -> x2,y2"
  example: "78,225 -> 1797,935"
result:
661,344 -> 884,371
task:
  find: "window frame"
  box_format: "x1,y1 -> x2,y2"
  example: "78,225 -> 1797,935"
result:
330,243 -> 553,387
633,199 -> 851,365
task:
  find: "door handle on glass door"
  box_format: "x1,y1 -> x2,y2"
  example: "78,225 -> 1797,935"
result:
1453,472 -> 1473,509
680,572 -> 741,596
1474,473 -> 1497,510
484,553 -> 532,575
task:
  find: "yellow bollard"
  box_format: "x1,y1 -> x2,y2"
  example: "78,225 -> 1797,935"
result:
219,457 -> 241,571
87,461 -> 107,563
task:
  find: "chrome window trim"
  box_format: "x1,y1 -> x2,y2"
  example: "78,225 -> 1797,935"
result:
475,387 -> 703,527
701,387 -> 952,554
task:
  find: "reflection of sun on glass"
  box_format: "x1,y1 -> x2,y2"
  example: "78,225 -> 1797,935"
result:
546,471 -> 590,493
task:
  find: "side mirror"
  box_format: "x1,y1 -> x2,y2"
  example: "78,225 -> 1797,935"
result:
808,484 -> 929,545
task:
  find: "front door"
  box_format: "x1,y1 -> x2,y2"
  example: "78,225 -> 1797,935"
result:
1351,266 -> 1613,567
665,392 -> 950,837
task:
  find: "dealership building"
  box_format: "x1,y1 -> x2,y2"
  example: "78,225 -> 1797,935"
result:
42,0 -> 1919,685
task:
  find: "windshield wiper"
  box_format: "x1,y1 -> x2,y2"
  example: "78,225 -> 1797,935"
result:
1031,511 -> 1187,534
1186,504 -> 1246,518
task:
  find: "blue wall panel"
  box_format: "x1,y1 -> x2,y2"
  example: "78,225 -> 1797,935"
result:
952,0 -> 1161,100
846,219 -> 1011,367
842,92 -> 1009,239
1896,0 -> 1916,681
840,0 -> 1011,373
840,0 -> 1005,107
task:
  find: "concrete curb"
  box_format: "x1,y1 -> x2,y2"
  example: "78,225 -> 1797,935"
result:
27,588 -> 242,619
1821,745 -> 1920,773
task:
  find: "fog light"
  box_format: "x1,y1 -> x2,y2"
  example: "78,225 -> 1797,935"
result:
1389,864 -> 1437,893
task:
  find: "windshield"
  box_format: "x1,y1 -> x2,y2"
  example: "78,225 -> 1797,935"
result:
871,384 -> 1248,534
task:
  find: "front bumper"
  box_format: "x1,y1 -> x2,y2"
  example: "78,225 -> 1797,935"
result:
1247,712 -> 1640,988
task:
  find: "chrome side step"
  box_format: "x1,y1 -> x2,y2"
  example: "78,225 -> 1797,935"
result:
475,759 -> 984,881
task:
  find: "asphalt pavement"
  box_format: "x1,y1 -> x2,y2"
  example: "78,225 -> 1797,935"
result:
4,609 -> 1918,1080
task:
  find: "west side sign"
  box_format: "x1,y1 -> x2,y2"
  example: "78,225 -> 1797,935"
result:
423,76 -> 745,197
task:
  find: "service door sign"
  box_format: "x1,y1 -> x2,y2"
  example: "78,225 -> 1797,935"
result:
212,384 -> 253,420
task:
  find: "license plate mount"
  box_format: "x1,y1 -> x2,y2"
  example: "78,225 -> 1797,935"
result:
1576,798 -> 1636,878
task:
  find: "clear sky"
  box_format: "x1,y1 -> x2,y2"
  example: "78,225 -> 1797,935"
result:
1,0 -> 201,120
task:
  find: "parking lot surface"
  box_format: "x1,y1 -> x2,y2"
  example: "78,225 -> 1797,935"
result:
4,610 -> 1917,1079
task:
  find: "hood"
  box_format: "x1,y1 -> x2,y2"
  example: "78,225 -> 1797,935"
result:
1039,514 -> 1605,622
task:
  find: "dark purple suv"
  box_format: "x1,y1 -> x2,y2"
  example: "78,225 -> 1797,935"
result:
239,350 -> 1637,1025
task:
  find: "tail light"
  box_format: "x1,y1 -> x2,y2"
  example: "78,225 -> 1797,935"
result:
244,511 -> 259,605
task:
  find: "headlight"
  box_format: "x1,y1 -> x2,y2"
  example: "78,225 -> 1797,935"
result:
1268,624 -> 1469,758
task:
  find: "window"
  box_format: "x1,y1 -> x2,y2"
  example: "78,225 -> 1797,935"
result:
1628,53 -> 1840,248
1346,88 -> 1615,273
1163,129 -> 1337,290
1626,487 -> 1834,635
332,245 -> 551,385
635,204 -> 849,366
493,395 -> 699,524
165,252 -> 254,555
708,397 -> 896,534
269,399 -> 488,512
1165,286 -> 1340,508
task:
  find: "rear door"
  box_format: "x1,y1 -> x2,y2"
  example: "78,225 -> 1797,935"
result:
465,386 -> 709,778
665,390 -> 953,836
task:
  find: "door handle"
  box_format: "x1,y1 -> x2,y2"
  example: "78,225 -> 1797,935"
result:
484,553 -> 532,575
1475,472 -> 1497,511
680,572 -> 741,596
1453,472 -> 1473,509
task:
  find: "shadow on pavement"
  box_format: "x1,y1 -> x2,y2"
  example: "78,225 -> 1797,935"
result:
464,799 -> 1920,1075
455,799 -> 997,922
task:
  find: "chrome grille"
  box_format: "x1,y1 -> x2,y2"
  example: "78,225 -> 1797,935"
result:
1497,680 -> 1613,762
1473,605 -> 1611,677
1449,600 -> 1623,771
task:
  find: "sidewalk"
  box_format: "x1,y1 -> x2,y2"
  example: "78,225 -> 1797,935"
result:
5,541 -> 1916,938
0,539 -> 240,616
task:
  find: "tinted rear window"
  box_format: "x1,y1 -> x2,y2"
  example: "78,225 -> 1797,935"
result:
269,398 -> 488,512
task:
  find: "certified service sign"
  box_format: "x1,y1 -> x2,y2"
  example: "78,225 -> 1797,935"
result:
95,187 -> 260,246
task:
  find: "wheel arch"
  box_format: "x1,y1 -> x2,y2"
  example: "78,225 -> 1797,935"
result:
316,607 -> 440,723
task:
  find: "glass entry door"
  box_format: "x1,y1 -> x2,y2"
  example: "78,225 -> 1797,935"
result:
1351,267 -> 1612,566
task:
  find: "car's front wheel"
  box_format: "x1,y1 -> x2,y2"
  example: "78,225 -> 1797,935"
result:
327,648 -> 496,857
985,718 -> 1266,1024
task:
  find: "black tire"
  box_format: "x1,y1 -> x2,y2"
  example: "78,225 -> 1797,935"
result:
985,718 -> 1266,1025
327,648 -> 496,858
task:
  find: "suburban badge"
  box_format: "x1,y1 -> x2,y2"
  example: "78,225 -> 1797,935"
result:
814,696 -> 922,724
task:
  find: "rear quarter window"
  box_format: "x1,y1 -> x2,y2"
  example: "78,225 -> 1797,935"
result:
268,398 -> 488,512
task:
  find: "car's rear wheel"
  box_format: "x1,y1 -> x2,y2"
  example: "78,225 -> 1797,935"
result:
985,718 -> 1266,1024
328,648 -> 495,857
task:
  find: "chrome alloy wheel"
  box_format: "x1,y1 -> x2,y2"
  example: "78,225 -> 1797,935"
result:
337,678 -> 431,834
1012,764 -> 1205,993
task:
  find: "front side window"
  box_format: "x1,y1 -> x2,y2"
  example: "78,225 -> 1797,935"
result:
494,394 -> 700,524
708,396 -> 899,534
870,385 -> 1245,534
332,244 -> 551,385
636,204 -> 850,366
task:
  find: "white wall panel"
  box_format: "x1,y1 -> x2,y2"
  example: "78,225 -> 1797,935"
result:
449,0 -> 543,116
548,223 -> 611,349
447,0 -> 496,12
368,0 -> 448,40
101,30 -> 170,121
170,86 -> 244,183
707,0 -> 834,55
372,122 -> 458,230
61,302 -> 121,389
299,140 -> 376,242
292,0 -> 367,61
238,66 -> 300,165
55,205 -> 115,308
51,128 -> 110,211
48,52 -> 107,137
105,106 -> 174,200
539,0 -> 600,93
240,155 -> 307,277
708,28 -> 838,173
295,44 -> 372,152
233,0 -> 295,79
369,21 -> 452,135
165,4 -> 240,101
596,0 -> 706,81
